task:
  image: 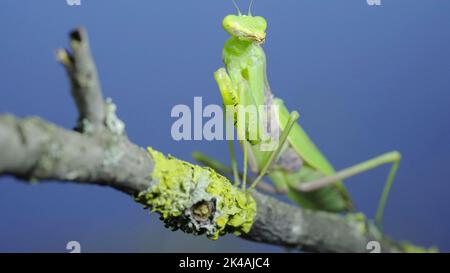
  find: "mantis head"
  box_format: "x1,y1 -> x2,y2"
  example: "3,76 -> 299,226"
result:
223,1 -> 267,43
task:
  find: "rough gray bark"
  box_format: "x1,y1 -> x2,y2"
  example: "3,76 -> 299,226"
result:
0,28 -> 424,253
247,191 -> 393,252
0,114 -> 151,195
56,28 -> 106,133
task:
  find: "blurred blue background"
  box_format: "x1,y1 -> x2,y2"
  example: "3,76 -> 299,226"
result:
1,0 -> 449,252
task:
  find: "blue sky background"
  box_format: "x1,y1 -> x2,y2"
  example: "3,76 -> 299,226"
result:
1,0 -> 449,252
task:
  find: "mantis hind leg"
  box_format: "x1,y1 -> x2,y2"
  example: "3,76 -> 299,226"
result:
293,151 -> 401,229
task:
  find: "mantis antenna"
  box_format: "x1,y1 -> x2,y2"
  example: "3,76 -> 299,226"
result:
248,0 -> 254,16
231,0 -> 242,15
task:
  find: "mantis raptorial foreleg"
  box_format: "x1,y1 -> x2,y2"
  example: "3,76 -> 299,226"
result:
216,68 -> 299,190
215,67 -> 242,186
291,151 -> 401,227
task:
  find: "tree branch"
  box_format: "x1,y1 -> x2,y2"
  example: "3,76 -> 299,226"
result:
0,28 -> 431,253
0,114 -> 427,252
56,28 -> 105,133
0,115 -> 150,195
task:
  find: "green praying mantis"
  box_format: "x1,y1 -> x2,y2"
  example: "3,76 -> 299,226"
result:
201,0 -> 401,229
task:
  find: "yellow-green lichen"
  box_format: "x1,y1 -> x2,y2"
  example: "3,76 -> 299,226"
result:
135,147 -> 256,240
